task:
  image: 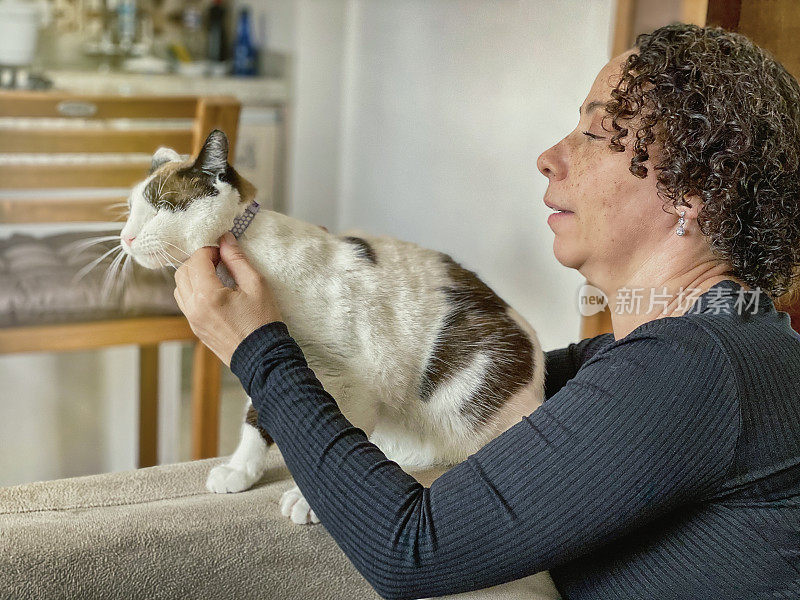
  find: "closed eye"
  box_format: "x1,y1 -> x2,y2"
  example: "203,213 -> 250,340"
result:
582,131 -> 604,140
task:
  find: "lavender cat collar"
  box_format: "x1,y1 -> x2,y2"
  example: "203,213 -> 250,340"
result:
215,200 -> 260,288
229,201 -> 260,239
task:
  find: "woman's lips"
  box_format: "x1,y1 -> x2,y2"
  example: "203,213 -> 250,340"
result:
544,199 -> 572,212
547,210 -> 575,227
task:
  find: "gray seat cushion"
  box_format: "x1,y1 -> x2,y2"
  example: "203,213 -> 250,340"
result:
0,231 -> 180,328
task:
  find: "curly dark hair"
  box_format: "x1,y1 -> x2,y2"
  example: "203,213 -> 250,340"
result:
601,23 -> 800,299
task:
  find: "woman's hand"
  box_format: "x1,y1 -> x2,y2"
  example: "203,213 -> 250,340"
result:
174,231 -> 282,367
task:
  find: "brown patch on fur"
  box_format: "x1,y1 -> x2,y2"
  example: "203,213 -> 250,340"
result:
246,404 -> 274,445
225,166 -> 256,204
143,160 -> 216,211
342,236 -> 377,264
144,161 -> 255,212
419,255 -> 535,425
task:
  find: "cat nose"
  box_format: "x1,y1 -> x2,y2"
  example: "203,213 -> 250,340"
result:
122,235 -> 136,246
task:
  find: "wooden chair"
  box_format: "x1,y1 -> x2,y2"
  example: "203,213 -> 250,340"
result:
0,91 -> 240,466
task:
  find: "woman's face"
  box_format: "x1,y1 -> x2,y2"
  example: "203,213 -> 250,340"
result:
536,51 -> 677,286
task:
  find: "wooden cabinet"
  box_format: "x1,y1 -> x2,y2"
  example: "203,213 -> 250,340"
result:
612,0 -> 708,57
724,0 -> 800,81
613,0 -> 800,80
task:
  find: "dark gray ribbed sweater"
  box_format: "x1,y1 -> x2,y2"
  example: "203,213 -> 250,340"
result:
230,279 -> 800,599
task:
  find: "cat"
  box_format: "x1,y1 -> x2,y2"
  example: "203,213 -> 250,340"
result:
120,129 -> 546,526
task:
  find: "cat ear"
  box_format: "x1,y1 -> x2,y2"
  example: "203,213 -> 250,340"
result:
150,147 -> 181,173
194,129 -> 229,176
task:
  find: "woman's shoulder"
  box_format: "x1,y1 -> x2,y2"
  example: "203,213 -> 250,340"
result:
588,314 -> 731,368
590,305 -> 800,400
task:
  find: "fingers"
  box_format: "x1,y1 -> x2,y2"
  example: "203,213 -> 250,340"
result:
174,262 -> 193,295
185,246 -> 224,294
218,232 -> 261,291
173,286 -> 185,313
174,245 -> 224,316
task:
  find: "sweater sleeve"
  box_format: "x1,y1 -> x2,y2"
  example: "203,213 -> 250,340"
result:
543,333 -> 616,399
230,320 -> 739,600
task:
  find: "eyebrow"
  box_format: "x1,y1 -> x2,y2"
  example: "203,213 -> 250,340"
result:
579,101 -> 606,116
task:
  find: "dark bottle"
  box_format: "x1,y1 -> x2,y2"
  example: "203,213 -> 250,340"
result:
232,8 -> 257,76
206,0 -> 227,65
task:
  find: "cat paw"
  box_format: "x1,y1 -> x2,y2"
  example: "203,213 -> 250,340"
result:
280,486 -> 320,525
206,463 -> 262,494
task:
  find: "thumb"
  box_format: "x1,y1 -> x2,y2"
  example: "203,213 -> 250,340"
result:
219,232 -> 260,290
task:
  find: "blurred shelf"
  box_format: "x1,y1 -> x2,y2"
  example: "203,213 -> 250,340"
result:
43,70 -> 289,107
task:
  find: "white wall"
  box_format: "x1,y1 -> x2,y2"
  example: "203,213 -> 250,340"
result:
291,0 -> 615,350
286,0 -> 348,227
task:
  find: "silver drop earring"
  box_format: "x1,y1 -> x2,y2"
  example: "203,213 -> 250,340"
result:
676,211 -> 686,236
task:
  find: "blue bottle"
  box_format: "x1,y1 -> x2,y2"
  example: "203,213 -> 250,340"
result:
232,8 -> 257,76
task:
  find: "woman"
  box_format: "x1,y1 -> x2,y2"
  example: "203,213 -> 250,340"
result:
174,24 -> 800,599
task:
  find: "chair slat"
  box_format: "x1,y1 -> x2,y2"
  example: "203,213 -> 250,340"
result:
191,343 -> 222,460
0,196 -> 128,223
0,92 -> 199,119
139,345 -> 160,467
0,316 -> 195,353
0,129 -> 194,154
1,163 -> 149,189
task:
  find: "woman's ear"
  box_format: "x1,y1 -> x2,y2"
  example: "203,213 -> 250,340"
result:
194,129 -> 229,176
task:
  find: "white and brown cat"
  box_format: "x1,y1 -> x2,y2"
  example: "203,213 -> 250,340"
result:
120,130 -> 545,525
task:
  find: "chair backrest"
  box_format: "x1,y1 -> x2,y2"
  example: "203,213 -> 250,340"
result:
0,92 -> 240,224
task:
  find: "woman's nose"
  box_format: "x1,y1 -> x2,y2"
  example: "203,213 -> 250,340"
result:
122,235 -> 136,247
537,143 -> 565,181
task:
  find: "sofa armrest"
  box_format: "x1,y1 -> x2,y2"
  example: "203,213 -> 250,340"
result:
0,448 -> 560,600
0,449 -> 379,599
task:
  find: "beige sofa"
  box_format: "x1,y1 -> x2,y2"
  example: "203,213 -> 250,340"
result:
0,448 -> 560,600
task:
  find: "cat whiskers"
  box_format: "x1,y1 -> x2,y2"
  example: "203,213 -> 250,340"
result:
71,244 -> 124,285
121,249 -> 133,284
155,246 -> 183,271
152,249 -> 168,269
63,235 -> 123,258
99,247 -> 128,303
92,198 -> 130,220
160,240 -> 190,261
154,248 -> 175,270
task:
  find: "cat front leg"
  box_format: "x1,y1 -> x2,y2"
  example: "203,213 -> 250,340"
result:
206,399 -> 272,494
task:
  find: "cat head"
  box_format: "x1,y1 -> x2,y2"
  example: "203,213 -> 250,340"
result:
120,129 -> 255,269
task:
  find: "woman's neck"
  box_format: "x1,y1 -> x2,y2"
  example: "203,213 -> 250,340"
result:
597,263 -> 750,340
